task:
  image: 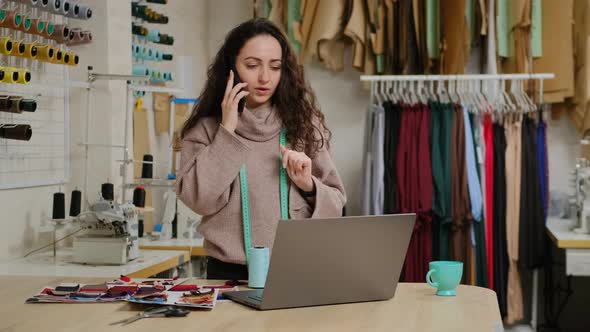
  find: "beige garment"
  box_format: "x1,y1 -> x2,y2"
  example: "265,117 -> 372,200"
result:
500,0 -> 531,76
441,0 -> 470,74
299,0 -> 349,71
176,104 -> 347,264
267,0 -> 285,32
369,0 -> 386,56
345,0 -> 367,71
504,115 -> 524,324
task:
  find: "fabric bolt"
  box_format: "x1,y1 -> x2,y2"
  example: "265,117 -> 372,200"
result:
492,122 -> 508,319
505,116 -> 524,324
450,104 -> 473,285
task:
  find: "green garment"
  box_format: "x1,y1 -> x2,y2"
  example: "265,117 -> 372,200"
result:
430,102 -> 452,260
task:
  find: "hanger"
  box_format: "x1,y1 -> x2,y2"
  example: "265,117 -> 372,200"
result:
372,81 -> 382,106
428,80 -> 438,102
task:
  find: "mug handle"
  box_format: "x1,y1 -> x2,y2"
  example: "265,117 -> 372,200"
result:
426,269 -> 439,288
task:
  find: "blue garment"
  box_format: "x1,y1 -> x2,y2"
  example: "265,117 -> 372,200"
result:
463,108 -> 483,222
537,119 -> 547,222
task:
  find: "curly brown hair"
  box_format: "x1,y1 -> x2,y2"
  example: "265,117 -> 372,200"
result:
180,18 -> 331,158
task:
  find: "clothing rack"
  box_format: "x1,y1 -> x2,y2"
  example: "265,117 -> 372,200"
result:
360,73 -> 554,331
361,73 -> 555,108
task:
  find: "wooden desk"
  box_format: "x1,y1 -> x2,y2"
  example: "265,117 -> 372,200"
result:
139,237 -> 206,257
546,217 -> 590,276
0,249 -> 189,278
0,276 -> 502,332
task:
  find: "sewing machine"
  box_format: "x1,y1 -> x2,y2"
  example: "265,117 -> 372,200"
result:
570,158 -> 590,234
73,199 -> 140,265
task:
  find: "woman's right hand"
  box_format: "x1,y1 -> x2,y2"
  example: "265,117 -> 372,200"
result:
221,70 -> 249,133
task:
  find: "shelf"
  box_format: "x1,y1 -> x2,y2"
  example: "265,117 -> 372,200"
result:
127,178 -> 175,189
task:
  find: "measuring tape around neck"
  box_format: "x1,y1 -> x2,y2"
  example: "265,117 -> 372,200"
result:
240,129 -> 289,264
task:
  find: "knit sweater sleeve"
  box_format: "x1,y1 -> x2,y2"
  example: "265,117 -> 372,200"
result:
309,143 -> 347,218
176,120 -> 251,216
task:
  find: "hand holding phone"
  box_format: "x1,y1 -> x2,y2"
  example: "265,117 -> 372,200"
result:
232,67 -> 246,114
221,70 -> 249,133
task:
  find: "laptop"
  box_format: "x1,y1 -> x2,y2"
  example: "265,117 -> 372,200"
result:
224,213 -> 416,310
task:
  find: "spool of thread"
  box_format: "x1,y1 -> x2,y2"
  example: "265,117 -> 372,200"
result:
0,9 -> 6,26
35,44 -> 55,62
22,43 -> 38,59
61,0 -> 71,15
138,218 -> 144,238
18,98 -> 37,112
19,15 -> 32,32
132,43 -> 141,58
51,0 -> 61,13
44,21 -> 55,38
132,65 -> 150,77
2,10 -> 22,29
15,69 -> 31,84
67,29 -> 83,44
9,39 -> 22,56
0,124 -> 32,141
29,18 -> 45,36
72,4 -> 92,20
0,96 -> 12,112
0,96 -> 23,113
40,0 -> 50,10
132,23 -> 147,37
51,49 -> 64,64
0,37 -> 13,55
147,28 -> 159,42
141,154 -> 153,179
65,51 -> 79,66
162,53 -> 173,61
163,72 -> 172,81
133,186 -> 146,207
69,189 -> 81,217
101,182 -> 114,201
52,192 -> 65,220
248,247 -> 270,288
154,49 -> 162,61
51,24 -> 70,43
5,67 -> 32,85
0,68 -> 18,83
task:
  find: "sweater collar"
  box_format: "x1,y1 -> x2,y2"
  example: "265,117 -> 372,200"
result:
235,103 -> 282,142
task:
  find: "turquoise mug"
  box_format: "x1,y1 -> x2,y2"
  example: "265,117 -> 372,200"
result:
426,261 -> 463,296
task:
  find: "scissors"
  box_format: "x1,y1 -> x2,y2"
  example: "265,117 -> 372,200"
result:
110,306 -> 189,326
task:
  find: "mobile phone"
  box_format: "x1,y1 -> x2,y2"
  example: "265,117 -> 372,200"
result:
231,66 -> 245,113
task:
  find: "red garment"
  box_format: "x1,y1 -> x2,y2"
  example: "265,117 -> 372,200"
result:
400,105 -> 433,282
483,114 -> 494,289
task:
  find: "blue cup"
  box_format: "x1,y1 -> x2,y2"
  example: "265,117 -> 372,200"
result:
426,261 -> 463,296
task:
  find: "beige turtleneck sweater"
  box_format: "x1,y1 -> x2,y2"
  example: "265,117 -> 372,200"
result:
176,104 -> 347,265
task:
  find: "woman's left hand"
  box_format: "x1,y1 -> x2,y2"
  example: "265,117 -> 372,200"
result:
280,145 -> 314,192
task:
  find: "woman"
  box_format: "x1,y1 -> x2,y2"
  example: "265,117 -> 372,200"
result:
177,18 -> 346,280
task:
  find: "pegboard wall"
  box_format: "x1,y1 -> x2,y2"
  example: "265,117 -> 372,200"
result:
0,0 -> 92,189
